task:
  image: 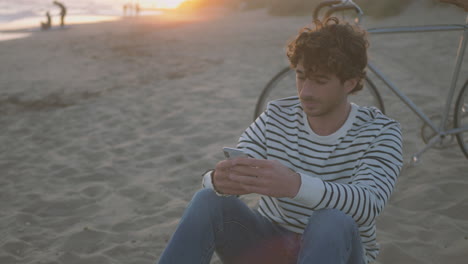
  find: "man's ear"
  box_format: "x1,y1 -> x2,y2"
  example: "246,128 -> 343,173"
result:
344,78 -> 359,94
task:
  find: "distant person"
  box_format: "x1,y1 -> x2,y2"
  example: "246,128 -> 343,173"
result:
126,2 -> 134,16
123,4 -> 128,16
135,3 -> 141,16
41,11 -> 52,30
53,1 -> 67,27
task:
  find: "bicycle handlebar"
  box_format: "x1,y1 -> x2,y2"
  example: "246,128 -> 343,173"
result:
312,0 -> 342,20
312,0 -> 364,24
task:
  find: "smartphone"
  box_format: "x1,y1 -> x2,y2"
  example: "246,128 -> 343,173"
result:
223,147 -> 248,159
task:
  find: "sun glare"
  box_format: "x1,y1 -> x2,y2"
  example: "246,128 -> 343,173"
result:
139,0 -> 188,9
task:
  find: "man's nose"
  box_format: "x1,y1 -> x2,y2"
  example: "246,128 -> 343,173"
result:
299,79 -> 315,97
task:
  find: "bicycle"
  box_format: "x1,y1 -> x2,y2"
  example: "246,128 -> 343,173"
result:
254,0 -> 468,163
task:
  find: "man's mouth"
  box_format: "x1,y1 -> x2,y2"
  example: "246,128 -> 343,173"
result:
301,100 -> 320,108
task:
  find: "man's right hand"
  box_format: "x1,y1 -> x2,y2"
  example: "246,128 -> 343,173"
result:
213,159 -> 250,196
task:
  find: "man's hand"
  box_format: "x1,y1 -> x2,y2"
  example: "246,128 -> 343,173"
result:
213,158 -> 301,198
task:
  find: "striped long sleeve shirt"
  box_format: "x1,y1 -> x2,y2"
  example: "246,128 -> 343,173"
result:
203,96 -> 403,263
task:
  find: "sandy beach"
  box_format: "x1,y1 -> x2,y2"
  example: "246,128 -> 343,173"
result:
1,1 -> 467,263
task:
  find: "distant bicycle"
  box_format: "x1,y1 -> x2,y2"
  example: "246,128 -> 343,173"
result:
254,0 -> 468,162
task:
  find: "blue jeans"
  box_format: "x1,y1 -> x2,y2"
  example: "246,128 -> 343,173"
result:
158,189 -> 365,264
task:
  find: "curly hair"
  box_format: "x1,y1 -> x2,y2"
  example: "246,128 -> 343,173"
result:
286,17 -> 369,94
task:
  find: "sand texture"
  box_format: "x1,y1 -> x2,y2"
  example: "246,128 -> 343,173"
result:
0,1 -> 467,263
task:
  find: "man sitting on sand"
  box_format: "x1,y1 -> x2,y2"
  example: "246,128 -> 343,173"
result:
158,17 -> 403,264
41,11 -> 52,30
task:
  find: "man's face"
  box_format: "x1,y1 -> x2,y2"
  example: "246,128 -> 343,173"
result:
295,62 -> 355,118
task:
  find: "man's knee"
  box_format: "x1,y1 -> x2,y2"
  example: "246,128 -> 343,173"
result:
191,188 -> 220,207
186,189 -> 243,225
193,188 -> 217,199
306,209 -> 358,235
191,189 -> 243,214
191,189 -> 232,209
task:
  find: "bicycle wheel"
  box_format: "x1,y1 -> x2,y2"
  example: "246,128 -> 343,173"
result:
454,79 -> 468,159
254,67 -> 385,120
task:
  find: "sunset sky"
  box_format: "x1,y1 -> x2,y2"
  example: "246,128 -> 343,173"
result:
136,0 -> 188,9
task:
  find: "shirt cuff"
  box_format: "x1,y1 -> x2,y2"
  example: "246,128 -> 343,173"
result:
201,170 -> 230,197
202,170 -> 214,189
292,173 -> 325,206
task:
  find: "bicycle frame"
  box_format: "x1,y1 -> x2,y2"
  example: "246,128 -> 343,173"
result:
365,16 -> 468,161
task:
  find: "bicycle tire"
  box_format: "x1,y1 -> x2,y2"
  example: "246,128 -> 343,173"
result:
454,79 -> 468,159
254,66 -> 385,120
254,66 -> 292,120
